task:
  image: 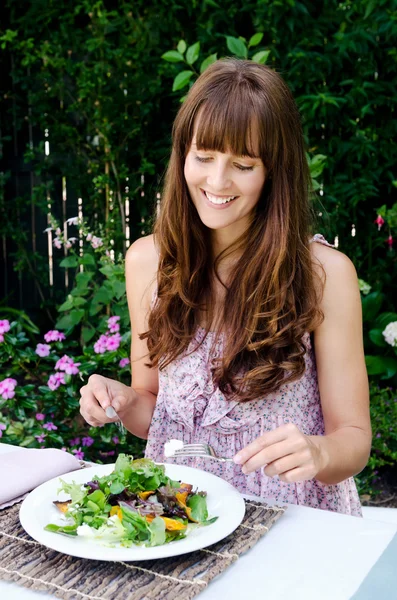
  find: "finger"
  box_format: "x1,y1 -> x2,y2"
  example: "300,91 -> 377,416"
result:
87,374 -> 111,410
279,467 -> 312,484
80,388 -> 115,425
262,453 -> 300,478
234,424 -> 297,466
241,441 -> 294,474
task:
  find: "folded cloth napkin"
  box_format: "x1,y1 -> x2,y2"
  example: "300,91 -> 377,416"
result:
0,447 -> 82,509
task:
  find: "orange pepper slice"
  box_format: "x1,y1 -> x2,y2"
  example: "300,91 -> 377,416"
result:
110,505 -> 122,520
145,515 -> 186,531
138,491 -> 155,500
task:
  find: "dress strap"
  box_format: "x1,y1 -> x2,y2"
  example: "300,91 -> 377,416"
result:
309,233 -> 335,248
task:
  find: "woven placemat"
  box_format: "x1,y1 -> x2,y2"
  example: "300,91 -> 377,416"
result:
0,500 -> 286,600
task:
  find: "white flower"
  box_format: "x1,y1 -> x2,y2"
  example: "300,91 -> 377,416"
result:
56,227 -> 62,236
358,279 -> 371,295
383,322 -> 397,347
43,226 -> 53,233
66,217 -> 79,226
53,237 -> 63,249
67,237 -> 78,245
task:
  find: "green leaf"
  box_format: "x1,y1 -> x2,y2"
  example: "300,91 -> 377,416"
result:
80,253 -> 96,266
172,70 -> 194,92
361,292 -> 384,322
251,50 -> 270,64
369,329 -> 388,347
113,280 -> 126,299
56,309 -> 85,329
226,36 -> 247,59
248,32 -> 264,48
58,297 -> 74,312
177,40 -> 187,55
365,355 -> 397,378
187,494 -> 208,522
186,42 -> 200,65
161,50 -> 184,63
364,0 -> 376,19
200,53 -> 217,74
60,256 -> 79,268
82,324 -> 97,343
375,313 -> 397,330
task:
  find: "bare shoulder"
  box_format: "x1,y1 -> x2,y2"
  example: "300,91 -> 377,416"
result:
310,240 -> 358,289
125,234 -> 158,305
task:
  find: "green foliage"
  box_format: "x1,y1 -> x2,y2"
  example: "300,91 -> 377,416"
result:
0,313 -> 144,461
354,383 -> 397,496
2,0 -> 396,313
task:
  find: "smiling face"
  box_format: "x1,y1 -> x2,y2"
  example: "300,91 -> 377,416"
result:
184,138 -> 267,236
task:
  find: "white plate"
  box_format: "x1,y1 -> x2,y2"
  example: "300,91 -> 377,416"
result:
19,463 -> 245,561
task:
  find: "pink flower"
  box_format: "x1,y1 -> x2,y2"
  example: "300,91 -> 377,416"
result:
55,355 -> 80,375
387,235 -> 393,249
53,237 -> 63,249
107,316 -> 120,333
94,334 -> 108,354
374,215 -> 385,230
43,422 -> 58,431
0,334 -> 4,343
82,436 -> 94,447
0,378 -> 17,400
0,423 -> 6,438
91,236 -> 103,249
55,227 -> 62,236
86,233 -> 92,242
106,333 -> 121,352
119,357 -> 130,368
47,372 -> 66,391
35,343 -> 51,357
69,437 -> 80,446
43,421 -> 58,431
44,330 -> 66,343
36,413 -> 45,421
72,448 -> 85,460
35,433 -> 46,443
0,320 -> 10,334
112,436 -> 120,444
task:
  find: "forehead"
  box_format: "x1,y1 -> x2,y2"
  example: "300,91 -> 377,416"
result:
190,104 -> 261,159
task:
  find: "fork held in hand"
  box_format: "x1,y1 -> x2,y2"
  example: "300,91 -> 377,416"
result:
172,443 -> 234,463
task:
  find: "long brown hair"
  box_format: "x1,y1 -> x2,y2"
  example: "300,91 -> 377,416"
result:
141,58 -> 323,401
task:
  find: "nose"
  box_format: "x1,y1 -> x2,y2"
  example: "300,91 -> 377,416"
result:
206,160 -> 232,192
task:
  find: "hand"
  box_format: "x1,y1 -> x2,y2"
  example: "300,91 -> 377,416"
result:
233,423 -> 327,483
79,374 -> 136,427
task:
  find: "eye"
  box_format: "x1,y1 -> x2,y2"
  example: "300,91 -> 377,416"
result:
235,164 -> 254,171
195,155 -> 211,163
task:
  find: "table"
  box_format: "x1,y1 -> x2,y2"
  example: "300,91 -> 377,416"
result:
0,442 -> 396,600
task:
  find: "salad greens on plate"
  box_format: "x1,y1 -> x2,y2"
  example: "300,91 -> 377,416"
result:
45,454 -> 218,548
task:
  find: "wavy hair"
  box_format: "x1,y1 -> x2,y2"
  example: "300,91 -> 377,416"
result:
141,58 -> 323,401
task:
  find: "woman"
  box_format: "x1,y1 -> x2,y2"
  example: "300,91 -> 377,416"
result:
79,58 -> 371,515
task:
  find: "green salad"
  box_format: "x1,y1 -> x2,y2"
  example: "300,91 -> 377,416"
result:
45,454 -> 218,547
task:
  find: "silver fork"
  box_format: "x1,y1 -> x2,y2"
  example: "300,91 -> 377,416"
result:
105,406 -> 126,435
172,443 -> 234,463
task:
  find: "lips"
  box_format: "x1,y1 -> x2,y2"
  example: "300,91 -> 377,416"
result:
200,189 -> 239,208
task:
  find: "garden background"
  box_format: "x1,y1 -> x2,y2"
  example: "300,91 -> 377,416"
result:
0,0 -> 396,503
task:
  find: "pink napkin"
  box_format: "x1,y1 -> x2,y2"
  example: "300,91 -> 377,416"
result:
0,448 -> 82,509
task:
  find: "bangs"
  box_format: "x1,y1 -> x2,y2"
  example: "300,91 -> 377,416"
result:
194,84 -> 264,160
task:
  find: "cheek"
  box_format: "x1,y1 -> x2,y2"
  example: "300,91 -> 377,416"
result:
184,157 -> 199,186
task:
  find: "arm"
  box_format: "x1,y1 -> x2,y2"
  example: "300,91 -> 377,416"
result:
121,235 -> 159,439
233,245 -> 372,485
309,245 -> 371,484
79,235 -> 159,440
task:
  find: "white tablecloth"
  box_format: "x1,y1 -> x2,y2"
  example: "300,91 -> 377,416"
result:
0,443 -> 396,600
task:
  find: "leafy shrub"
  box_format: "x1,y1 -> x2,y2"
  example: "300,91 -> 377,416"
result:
354,383 -> 397,496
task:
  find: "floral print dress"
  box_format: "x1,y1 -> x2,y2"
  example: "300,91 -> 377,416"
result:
144,235 -> 363,516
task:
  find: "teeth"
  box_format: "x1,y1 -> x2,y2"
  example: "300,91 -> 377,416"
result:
205,191 -> 236,205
